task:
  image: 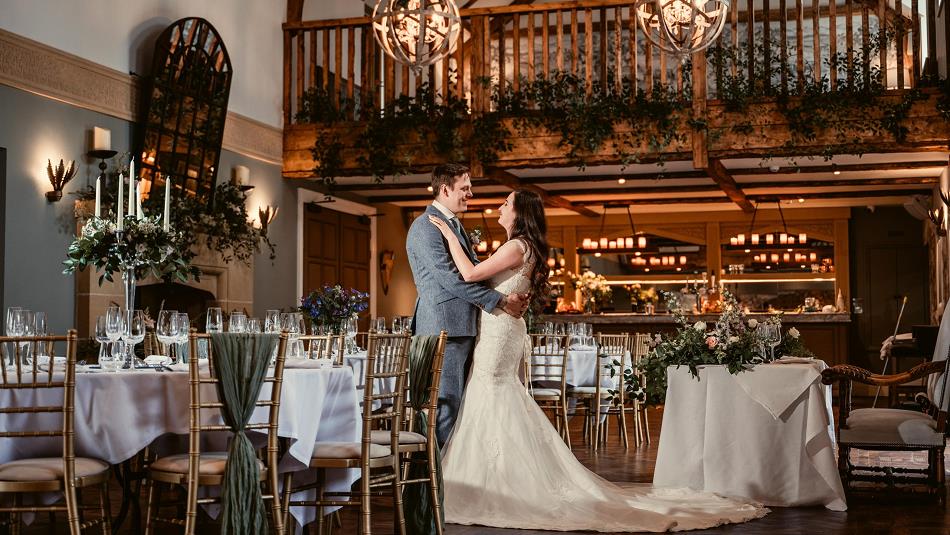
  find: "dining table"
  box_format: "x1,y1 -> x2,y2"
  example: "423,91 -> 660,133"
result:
0,361 -> 362,530
653,360 -> 847,511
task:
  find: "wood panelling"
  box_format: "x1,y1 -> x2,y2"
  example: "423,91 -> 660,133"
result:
303,204 -> 370,298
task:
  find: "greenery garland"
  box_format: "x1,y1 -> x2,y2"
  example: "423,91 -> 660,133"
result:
298,29 -> 937,183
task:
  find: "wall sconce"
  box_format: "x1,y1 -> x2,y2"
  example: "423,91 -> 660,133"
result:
46,159 -> 77,202
233,165 -> 253,192
940,189 -> 950,208
928,206 -> 946,236
258,205 -> 279,235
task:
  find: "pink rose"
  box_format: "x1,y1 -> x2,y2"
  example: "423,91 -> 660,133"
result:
706,336 -> 718,349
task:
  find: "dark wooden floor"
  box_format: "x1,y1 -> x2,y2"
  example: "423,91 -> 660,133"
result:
18,402 -> 950,534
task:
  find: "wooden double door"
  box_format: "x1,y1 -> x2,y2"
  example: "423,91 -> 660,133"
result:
303,204 -> 371,308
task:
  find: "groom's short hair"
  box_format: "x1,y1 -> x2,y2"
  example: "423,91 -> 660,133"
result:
431,163 -> 470,197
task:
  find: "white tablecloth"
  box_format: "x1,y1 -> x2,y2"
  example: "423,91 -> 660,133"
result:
653,363 -> 847,511
530,345 -> 629,388
0,365 -> 361,527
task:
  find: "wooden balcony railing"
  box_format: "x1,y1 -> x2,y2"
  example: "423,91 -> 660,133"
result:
283,0 -> 935,125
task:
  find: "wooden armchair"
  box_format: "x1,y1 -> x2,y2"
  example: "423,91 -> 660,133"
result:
821,358 -> 950,499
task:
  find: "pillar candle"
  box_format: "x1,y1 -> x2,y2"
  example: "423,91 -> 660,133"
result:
94,177 -> 101,218
136,180 -> 144,220
638,236 -> 647,248
599,238 -> 608,248
163,177 -> 171,232
582,238 -> 592,249
625,237 -> 634,248
737,233 -> 745,245
799,233 -> 807,243
766,234 -> 774,244
730,237 -> 738,246
116,173 -> 124,231
751,233 -> 759,245
779,233 -> 788,244
92,127 -> 111,151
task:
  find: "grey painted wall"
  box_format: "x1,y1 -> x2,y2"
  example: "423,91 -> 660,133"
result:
0,84 -> 298,333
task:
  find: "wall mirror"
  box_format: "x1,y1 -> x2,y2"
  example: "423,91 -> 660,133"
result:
139,17 -> 232,205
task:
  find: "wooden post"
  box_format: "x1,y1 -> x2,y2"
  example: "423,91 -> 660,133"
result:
692,51 -> 708,169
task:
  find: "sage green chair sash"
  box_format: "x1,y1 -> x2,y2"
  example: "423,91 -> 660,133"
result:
210,333 -> 278,535
403,335 -> 444,535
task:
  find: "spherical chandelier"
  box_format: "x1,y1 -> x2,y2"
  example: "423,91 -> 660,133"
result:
372,0 -> 462,74
635,0 -> 729,57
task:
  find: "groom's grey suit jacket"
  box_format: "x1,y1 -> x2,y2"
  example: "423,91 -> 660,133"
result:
407,204 -> 504,337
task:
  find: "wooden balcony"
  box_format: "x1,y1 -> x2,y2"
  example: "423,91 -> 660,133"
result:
282,0 -> 949,213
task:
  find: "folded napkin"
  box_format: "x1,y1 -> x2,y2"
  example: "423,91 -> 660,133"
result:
144,355 -> 172,366
569,344 -> 596,351
284,358 -> 334,369
731,361 -> 826,420
774,356 -> 817,364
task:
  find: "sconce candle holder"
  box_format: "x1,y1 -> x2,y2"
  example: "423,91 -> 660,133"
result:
929,206 -> 946,237
46,159 -> 78,202
258,205 -> 279,235
88,149 -> 118,176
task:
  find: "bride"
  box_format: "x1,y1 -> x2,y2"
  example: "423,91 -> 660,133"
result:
428,189 -> 768,532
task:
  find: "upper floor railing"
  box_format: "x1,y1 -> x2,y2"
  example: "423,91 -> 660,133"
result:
283,0 -> 936,124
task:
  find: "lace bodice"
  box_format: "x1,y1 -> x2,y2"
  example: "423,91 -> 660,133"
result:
487,238 -> 534,296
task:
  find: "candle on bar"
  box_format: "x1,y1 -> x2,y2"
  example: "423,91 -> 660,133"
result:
163,176 -> 171,232
625,237 -> 634,248
638,236 -> 647,248
608,240 -> 617,249
810,252 -> 817,262
679,256 -> 687,265
116,173 -> 124,231
783,253 -> 791,262
94,177 -> 101,218
599,238 -> 608,248
751,233 -> 759,245
582,238 -> 592,248
779,233 -> 788,244
730,237 -> 738,246
799,233 -> 807,243
737,233 -> 745,245
771,253 -> 779,263
766,233 -> 774,244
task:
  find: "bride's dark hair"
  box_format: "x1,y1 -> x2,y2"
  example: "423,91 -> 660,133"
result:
509,189 -> 550,309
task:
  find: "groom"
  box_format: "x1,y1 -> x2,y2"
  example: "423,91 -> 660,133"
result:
407,163 -> 529,447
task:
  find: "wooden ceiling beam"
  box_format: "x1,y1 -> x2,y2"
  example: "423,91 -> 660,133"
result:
704,159 -> 755,212
729,160 -> 946,176
485,168 -> 600,217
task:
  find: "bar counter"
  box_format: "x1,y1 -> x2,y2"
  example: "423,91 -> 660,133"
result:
539,313 -> 851,366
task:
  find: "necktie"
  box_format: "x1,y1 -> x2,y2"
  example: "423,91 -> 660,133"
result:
450,217 -> 464,239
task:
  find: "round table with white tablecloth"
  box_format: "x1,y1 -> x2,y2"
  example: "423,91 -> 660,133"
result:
0,363 -> 362,528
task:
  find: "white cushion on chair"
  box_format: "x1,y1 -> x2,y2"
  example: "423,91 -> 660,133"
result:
840,408 -> 945,447
312,442 -> 391,459
0,457 -> 109,481
370,430 -> 426,445
531,388 -> 562,398
570,386 -> 612,396
150,453 -> 265,476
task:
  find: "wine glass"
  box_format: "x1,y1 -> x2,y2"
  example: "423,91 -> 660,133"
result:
175,313 -> 190,363
95,315 -> 111,367
372,317 -> 386,334
5,307 -> 21,336
156,310 -> 179,364
105,306 -> 123,343
280,313 -> 300,358
759,324 -> 781,361
229,312 -> 247,333
125,310 -> 146,368
345,315 -> 359,354
33,311 -> 48,361
391,317 -> 403,334
206,307 -> 223,334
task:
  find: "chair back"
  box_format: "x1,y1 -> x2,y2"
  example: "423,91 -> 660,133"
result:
362,333 -> 411,458
0,331 -> 78,472
408,332 -> 447,436
926,309 -> 950,410
596,333 -> 628,398
187,331 -> 288,464
527,334 -> 569,394
301,334 -> 346,365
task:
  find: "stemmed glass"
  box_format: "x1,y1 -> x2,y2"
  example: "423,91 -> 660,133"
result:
206,307 -> 223,334
372,317 -> 386,334
759,324 -> 781,362
95,316 -> 112,369
345,315 -> 359,354
105,306 -> 124,366
229,312 -> 247,333
156,310 -> 180,364
280,313 -> 301,358
391,317 -> 403,334
125,310 -> 146,368
175,313 -> 190,363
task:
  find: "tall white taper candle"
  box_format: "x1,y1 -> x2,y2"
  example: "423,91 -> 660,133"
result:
136,180 -> 143,220
163,177 -> 171,232
117,173 -> 124,231
94,177 -> 101,218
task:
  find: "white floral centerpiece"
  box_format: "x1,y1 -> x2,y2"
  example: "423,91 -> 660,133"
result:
571,270 -> 612,314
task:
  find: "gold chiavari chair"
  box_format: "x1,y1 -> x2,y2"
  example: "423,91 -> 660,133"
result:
571,333 -> 629,452
0,331 -> 112,534
527,333 -> 571,448
631,333 -> 653,445
284,332 -> 410,535
143,331 -> 289,535
370,331 -> 447,535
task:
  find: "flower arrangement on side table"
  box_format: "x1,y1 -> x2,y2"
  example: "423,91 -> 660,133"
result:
299,285 -> 369,334
628,292 -> 815,405
571,270 -> 612,314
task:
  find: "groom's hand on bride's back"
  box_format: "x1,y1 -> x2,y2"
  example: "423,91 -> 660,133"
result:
501,292 -> 531,318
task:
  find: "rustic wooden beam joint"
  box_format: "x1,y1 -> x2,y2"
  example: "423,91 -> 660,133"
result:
704,159 -> 755,212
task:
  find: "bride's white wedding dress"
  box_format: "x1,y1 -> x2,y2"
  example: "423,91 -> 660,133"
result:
441,241 -> 768,532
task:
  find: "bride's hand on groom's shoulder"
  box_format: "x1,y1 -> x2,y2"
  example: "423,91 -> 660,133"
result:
427,215 -> 452,238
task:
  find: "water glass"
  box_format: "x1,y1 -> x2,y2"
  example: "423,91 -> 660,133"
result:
372,317 -> 386,334
246,318 -> 262,334
175,313 -> 190,363
264,310 -> 280,333
345,316 -> 359,354
280,313 -> 301,358
391,317 -> 403,334
33,311 -> 48,359
102,340 -> 124,372
206,307 -> 223,333
229,312 -> 247,333
95,315 -> 110,365
5,307 -> 21,336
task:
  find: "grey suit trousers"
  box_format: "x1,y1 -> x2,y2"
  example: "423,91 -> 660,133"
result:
437,336 -> 476,447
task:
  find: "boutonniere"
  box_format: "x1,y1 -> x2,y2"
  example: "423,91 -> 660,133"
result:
468,226 -> 482,247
